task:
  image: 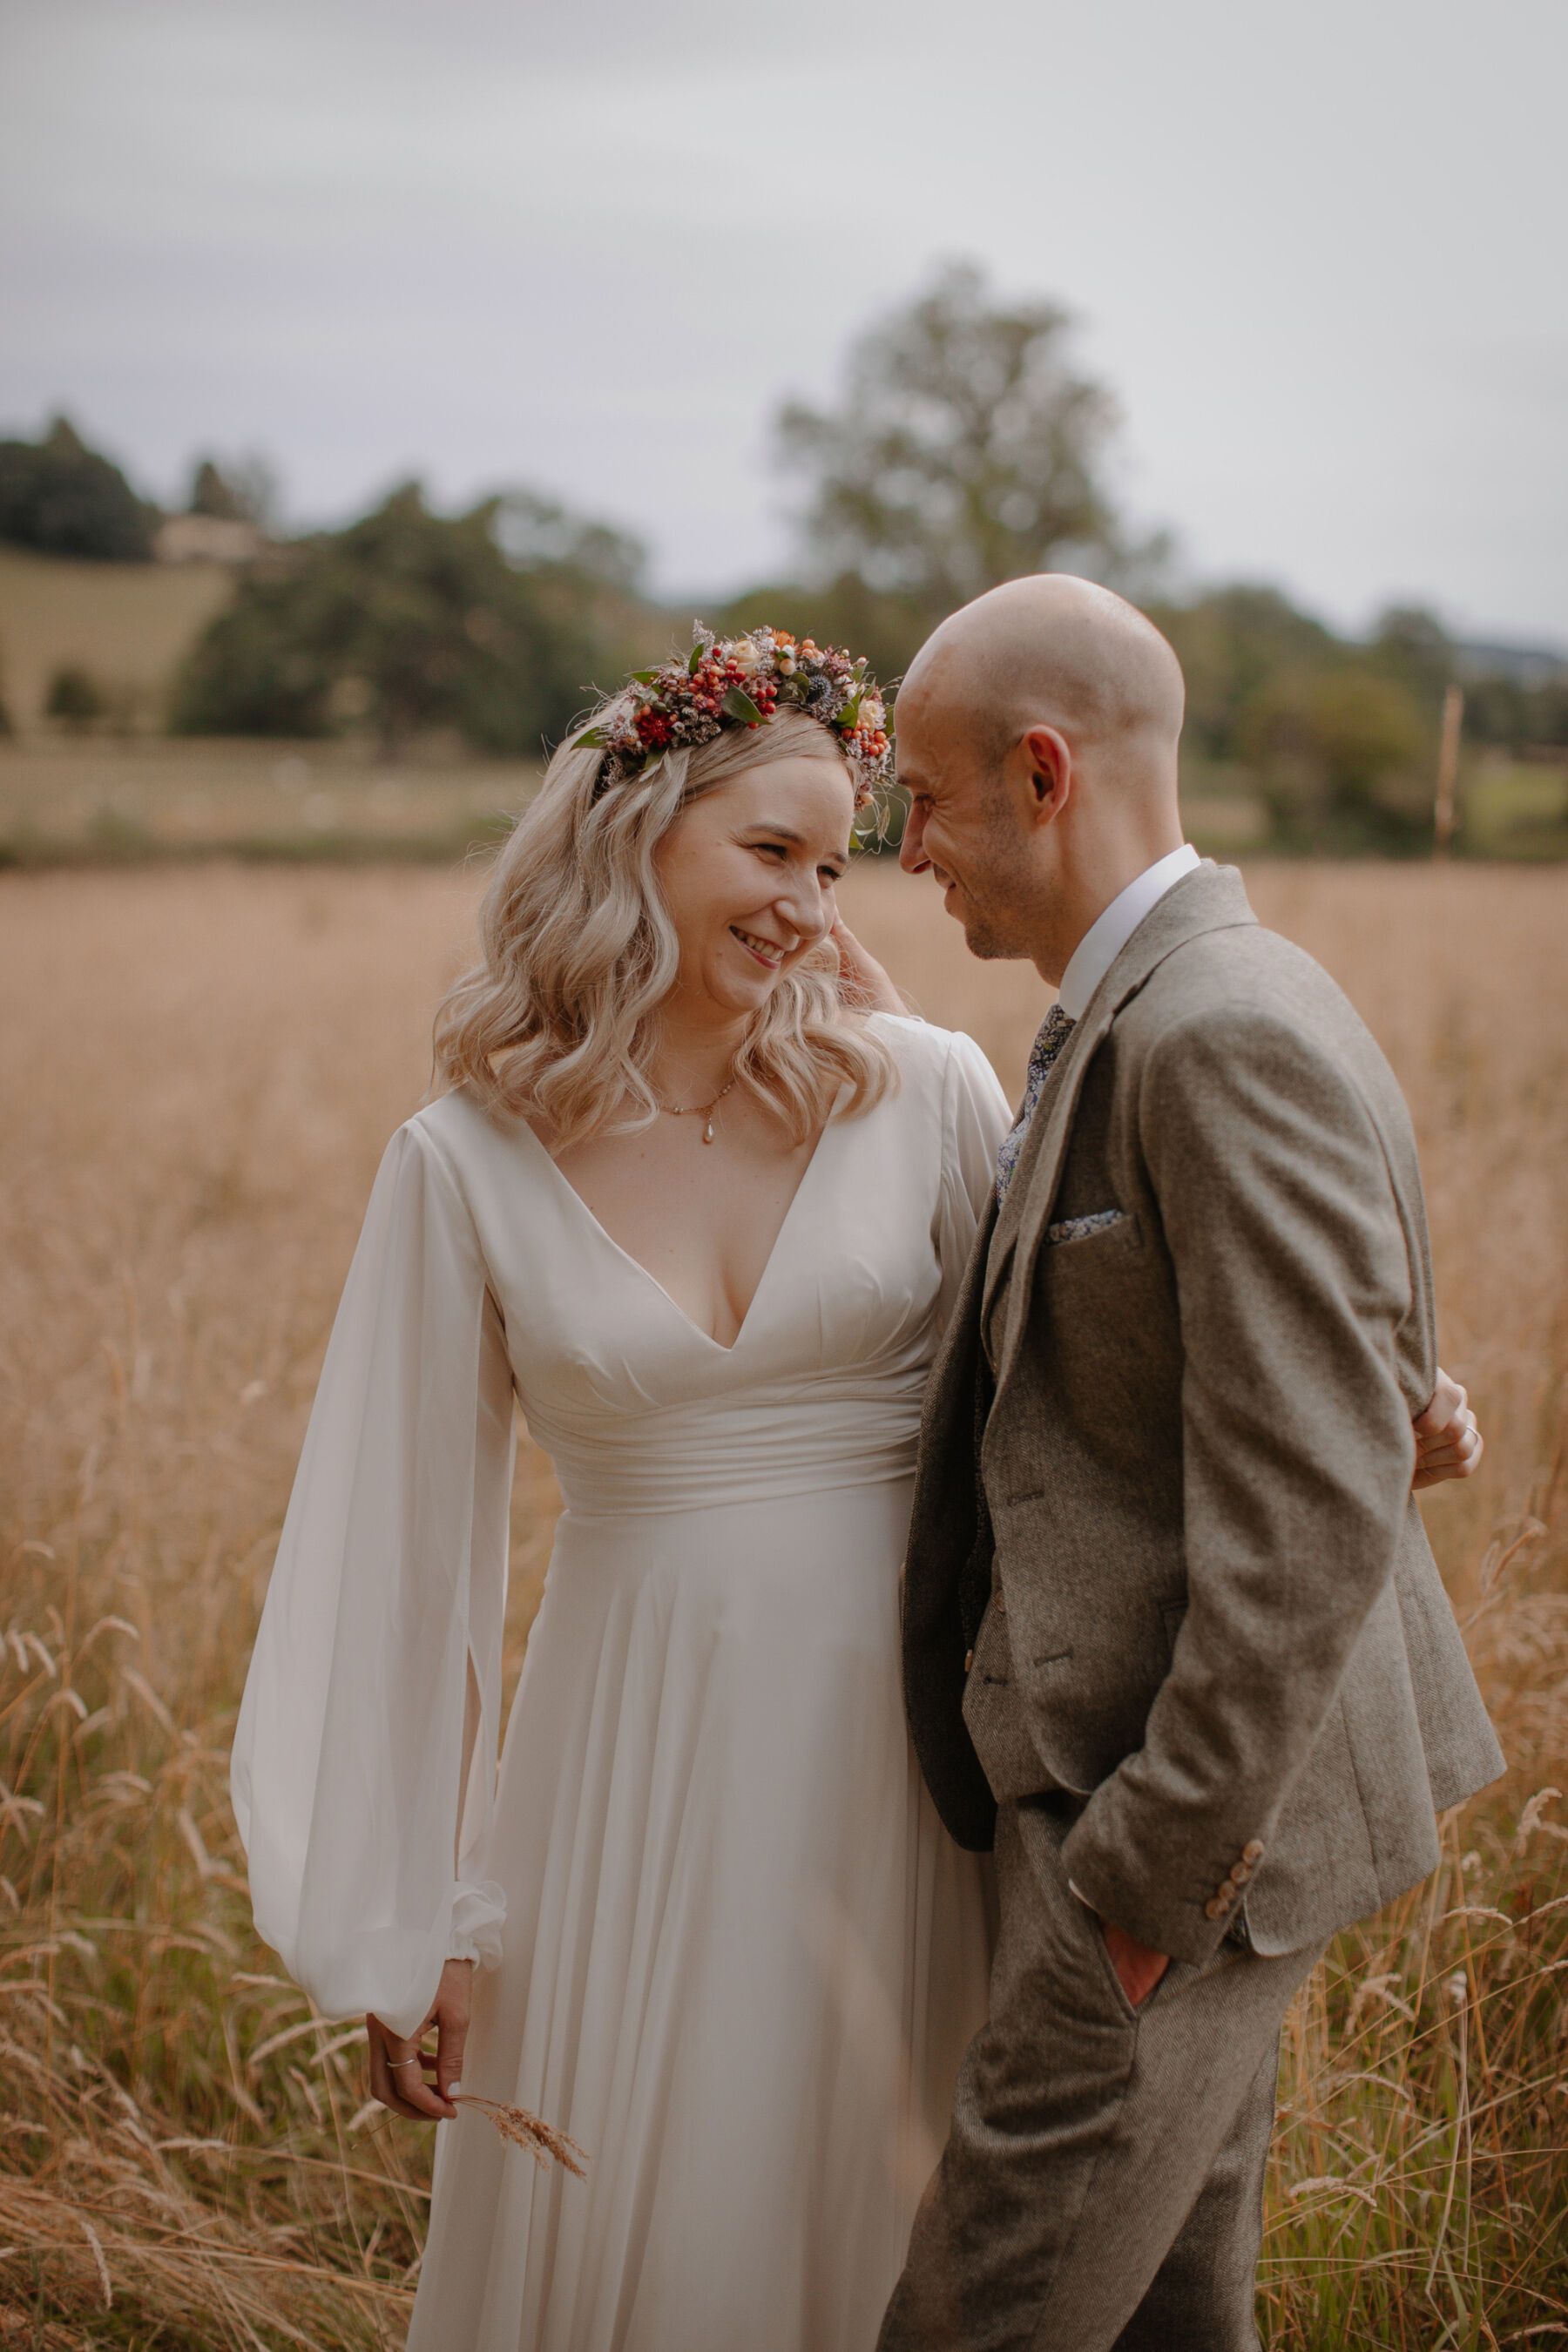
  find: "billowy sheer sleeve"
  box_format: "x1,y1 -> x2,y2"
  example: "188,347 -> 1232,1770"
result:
231,1117 -> 516,2038
934,1029 -> 1011,1332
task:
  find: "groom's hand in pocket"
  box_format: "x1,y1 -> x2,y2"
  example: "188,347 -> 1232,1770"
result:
1102,1919 -> 1171,2008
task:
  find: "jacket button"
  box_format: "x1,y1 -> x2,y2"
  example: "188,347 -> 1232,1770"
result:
1242,1840 -> 1265,1864
963,1650 -> 975,1673
1231,1862 -> 1253,1886
994,1590 -> 1007,1612
1205,1896 -> 1229,1920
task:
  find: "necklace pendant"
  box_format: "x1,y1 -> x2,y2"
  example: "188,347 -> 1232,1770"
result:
702,1115 -> 715,1144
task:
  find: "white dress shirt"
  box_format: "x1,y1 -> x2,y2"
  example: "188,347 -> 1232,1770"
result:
1056,844 -> 1200,1021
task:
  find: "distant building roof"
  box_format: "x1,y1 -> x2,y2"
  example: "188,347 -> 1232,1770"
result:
154,512 -> 265,566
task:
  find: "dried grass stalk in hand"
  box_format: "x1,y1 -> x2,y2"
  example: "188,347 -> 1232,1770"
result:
453,2095 -> 588,2176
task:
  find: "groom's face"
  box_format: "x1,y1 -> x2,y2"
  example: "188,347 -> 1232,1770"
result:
896,687 -> 1037,961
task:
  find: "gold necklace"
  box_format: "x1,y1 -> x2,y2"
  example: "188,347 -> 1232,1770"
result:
654,1076 -> 735,1145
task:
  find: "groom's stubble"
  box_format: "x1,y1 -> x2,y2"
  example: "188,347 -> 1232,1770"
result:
948,778 -> 1053,963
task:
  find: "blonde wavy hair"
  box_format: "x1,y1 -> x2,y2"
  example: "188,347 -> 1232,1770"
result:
433,702 -> 896,1148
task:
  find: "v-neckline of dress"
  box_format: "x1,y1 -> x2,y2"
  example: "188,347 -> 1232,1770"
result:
518,1112 -> 840,1356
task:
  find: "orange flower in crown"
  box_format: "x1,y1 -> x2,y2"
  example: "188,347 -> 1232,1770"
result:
578,625 -> 893,808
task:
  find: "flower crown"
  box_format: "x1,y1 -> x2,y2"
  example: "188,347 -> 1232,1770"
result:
576,625 -> 892,808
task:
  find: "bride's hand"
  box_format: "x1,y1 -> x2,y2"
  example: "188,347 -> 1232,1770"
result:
829,916 -> 907,1017
1413,1368 -> 1484,1491
368,1957 -> 473,2121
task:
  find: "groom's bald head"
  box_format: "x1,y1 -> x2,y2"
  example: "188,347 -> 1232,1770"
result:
896,577 -> 1188,983
900,574 -> 1185,781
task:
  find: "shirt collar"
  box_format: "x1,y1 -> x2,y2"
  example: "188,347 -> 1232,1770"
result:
1056,843 -> 1200,1021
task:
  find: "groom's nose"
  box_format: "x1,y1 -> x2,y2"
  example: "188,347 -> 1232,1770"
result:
899,801 -> 930,874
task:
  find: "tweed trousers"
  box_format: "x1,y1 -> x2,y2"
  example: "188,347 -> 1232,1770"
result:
878,1798 -> 1325,2352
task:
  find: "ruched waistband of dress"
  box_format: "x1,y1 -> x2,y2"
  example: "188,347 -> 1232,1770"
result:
536,1417 -> 921,1521
554,1463 -> 917,1524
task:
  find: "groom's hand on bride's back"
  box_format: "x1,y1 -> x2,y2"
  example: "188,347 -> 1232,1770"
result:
1414,1367 -> 1484,1491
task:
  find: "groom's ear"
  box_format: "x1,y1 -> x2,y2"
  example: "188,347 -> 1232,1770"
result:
1020,725 -> 1072,827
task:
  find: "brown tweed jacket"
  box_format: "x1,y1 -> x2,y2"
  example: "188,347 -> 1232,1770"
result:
902,862 -> 1503,1964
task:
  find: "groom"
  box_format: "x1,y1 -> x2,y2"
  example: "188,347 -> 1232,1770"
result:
880,577 -> 1504,2351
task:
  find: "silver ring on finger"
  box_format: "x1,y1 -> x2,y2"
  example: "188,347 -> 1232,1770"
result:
389,2057 -> 422,2072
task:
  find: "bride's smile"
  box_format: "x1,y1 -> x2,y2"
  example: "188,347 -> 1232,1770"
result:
731,925 -> 790,970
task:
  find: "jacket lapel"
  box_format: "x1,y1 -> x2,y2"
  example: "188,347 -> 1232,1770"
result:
990,862 -> 1258,1392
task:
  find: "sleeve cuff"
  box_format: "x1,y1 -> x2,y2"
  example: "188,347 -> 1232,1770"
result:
449,1877 -> 506,1970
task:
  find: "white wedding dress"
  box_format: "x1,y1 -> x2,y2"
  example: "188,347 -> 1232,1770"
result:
232,1013 -> 1011,2352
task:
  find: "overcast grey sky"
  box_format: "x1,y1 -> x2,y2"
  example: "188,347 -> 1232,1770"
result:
3,0 -> 1564,640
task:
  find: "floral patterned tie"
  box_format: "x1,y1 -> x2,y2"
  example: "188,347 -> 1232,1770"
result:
994,1004 -> 1077,1204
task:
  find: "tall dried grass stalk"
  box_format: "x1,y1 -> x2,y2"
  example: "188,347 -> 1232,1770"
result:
452,2098 -> 587,2177
1,858 -> 1564,2347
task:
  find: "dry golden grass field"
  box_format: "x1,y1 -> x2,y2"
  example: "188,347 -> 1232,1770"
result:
1,855 -> 1565,2349
0,739 -> 543,869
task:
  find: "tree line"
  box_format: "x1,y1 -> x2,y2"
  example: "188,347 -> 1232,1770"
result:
3,265 -> 1565,853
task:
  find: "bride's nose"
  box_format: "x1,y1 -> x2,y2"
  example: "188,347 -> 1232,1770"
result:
770,868 -> 832,944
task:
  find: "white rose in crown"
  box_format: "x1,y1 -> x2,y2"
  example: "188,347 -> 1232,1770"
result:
859,695 -> 886,733
728,636 -> 762,672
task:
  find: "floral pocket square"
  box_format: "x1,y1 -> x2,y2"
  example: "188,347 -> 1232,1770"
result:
1044,1208 -> 1125,1247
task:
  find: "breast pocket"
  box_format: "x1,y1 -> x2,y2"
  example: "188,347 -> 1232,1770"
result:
1044,1208 -> 1127,1247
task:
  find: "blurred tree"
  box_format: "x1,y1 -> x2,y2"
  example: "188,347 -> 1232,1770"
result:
776,261 -> 1126,614
186,454 -> 280,531
0,416 -> 157,561
1460,671 -> 1528,747
1524,678 -> 1568,747
1368,604 -> 1456,719
1149,585 -> 1341,764
1238,663 -> 1432,853
45,664 -> 111,731
187,460 -> 248,522
492,489 -> 645,594
169,482 -> 650,754
1457,667 -> 1568,752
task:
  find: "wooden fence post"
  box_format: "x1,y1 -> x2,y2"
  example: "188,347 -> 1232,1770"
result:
1434,682 -> 1463,860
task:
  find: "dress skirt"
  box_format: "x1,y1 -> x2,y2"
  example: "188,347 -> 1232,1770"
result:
409,1477 -> 993,2352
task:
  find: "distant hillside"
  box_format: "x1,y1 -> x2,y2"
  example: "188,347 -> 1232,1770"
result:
0,547 -> 236,733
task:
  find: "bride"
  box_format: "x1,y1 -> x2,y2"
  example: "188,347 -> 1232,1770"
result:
231,627 -> 1477,2352
234,628 -> 1004,2351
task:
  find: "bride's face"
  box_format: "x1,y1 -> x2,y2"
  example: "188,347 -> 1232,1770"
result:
654,755 -> 856,1019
